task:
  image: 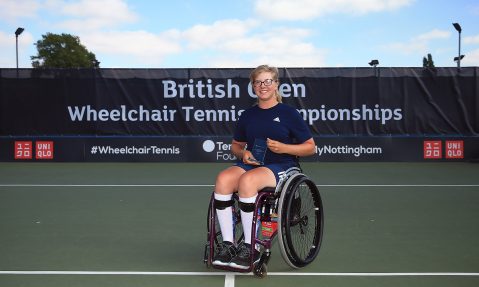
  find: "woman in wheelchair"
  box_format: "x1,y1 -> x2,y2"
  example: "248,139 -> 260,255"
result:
213,65 -> 316,269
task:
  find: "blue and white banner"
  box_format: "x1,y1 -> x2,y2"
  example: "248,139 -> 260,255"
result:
1,67 -> 478,161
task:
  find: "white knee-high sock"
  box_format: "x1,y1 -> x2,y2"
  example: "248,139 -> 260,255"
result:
239,195 -> 257,245
214,193 -> 234,243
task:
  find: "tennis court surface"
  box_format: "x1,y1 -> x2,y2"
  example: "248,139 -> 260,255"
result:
1,162 -> 478,287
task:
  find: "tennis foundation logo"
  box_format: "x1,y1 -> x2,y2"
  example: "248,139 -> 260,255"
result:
423,140 -> 463,159
202,140 -> 215,153
14,141 -> 54,160
202,140 -> 236,161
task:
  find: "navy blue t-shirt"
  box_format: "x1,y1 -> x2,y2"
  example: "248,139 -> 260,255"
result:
233,103 -> 312,164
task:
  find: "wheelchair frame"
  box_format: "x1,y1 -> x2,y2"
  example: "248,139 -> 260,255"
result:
203,167 -> 324,277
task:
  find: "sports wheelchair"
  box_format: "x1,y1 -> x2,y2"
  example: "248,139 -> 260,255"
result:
203,166 -> 324,277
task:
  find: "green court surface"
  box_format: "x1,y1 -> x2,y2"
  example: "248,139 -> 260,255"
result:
1,162 -> 479,287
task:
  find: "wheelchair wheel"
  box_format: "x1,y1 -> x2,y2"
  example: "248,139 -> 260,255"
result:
205,193 -> 244,266
277,174 -> 324,268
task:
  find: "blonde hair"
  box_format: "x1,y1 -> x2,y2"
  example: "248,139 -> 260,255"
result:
250,64 -> 282,103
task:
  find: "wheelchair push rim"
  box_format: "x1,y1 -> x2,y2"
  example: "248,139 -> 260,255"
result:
277,173 -> 324,269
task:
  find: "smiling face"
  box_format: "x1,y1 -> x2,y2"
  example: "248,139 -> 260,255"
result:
252,71 -> 279,106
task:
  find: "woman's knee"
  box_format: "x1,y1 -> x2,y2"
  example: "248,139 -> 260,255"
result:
237,174 -> 261,197
237,169 -> 275,197
214,168 -> 242,194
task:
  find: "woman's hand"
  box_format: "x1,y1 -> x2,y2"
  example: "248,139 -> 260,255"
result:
231,140 -> 261,165
242,149 -> 261,165
266,138 -> 286,154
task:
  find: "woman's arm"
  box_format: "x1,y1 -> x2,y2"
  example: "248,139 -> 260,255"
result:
231,139 -> 260,165
231,139 -> 246,159
266,137 -> 316,157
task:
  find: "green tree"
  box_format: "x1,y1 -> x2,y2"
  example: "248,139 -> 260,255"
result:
31,33 -> 99,68
422,53 -> 435,68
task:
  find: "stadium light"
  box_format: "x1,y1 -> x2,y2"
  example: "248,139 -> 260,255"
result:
368,59 -> 379,67
15,27 -> 24,69
452,23 -> 462,33
92,59 -> 100,68
452,23 -> 464,68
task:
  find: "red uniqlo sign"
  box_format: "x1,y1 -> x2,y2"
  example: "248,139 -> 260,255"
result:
424,141 -> 442,159
36,141 -> 54,159
445,140 -> 464,159
14,141 -> 33,159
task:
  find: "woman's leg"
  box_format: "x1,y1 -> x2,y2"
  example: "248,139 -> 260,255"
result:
229,167 -> 276,269
237,167 -> 276,245
214,166 -> 245,243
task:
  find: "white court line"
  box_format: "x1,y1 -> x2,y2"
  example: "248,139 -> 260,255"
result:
2,270 -> 478,287
224,274 -> 235,287
1,184 -> 479,187
1,271 -> 478,276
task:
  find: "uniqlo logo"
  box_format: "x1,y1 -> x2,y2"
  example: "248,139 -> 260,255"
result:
36,141 -> 54,159
424,141 -> 442,159
14,141 -> 33,159
445,140 -> 464,159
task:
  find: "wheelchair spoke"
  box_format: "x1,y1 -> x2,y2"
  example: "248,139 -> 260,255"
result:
280,176 -> 324,268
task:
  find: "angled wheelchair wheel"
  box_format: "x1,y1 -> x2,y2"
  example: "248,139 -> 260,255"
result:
277,174 -> 324,269
205,193 -> 244,267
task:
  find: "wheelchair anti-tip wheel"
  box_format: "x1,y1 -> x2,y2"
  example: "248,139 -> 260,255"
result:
277,173 -> 324,269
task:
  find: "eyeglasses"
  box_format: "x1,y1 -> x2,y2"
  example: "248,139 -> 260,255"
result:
252,79 -> 277,87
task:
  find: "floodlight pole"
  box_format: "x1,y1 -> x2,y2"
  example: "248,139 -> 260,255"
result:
453,23 -> 462,69
15,27 -> 24,70
368,60 -> 379,77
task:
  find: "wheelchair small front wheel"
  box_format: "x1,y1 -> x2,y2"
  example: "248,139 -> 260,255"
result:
278,174 -> 324,268
253,262 -> 267,278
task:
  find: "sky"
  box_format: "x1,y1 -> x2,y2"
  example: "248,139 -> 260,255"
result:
0,0 -> 478,68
